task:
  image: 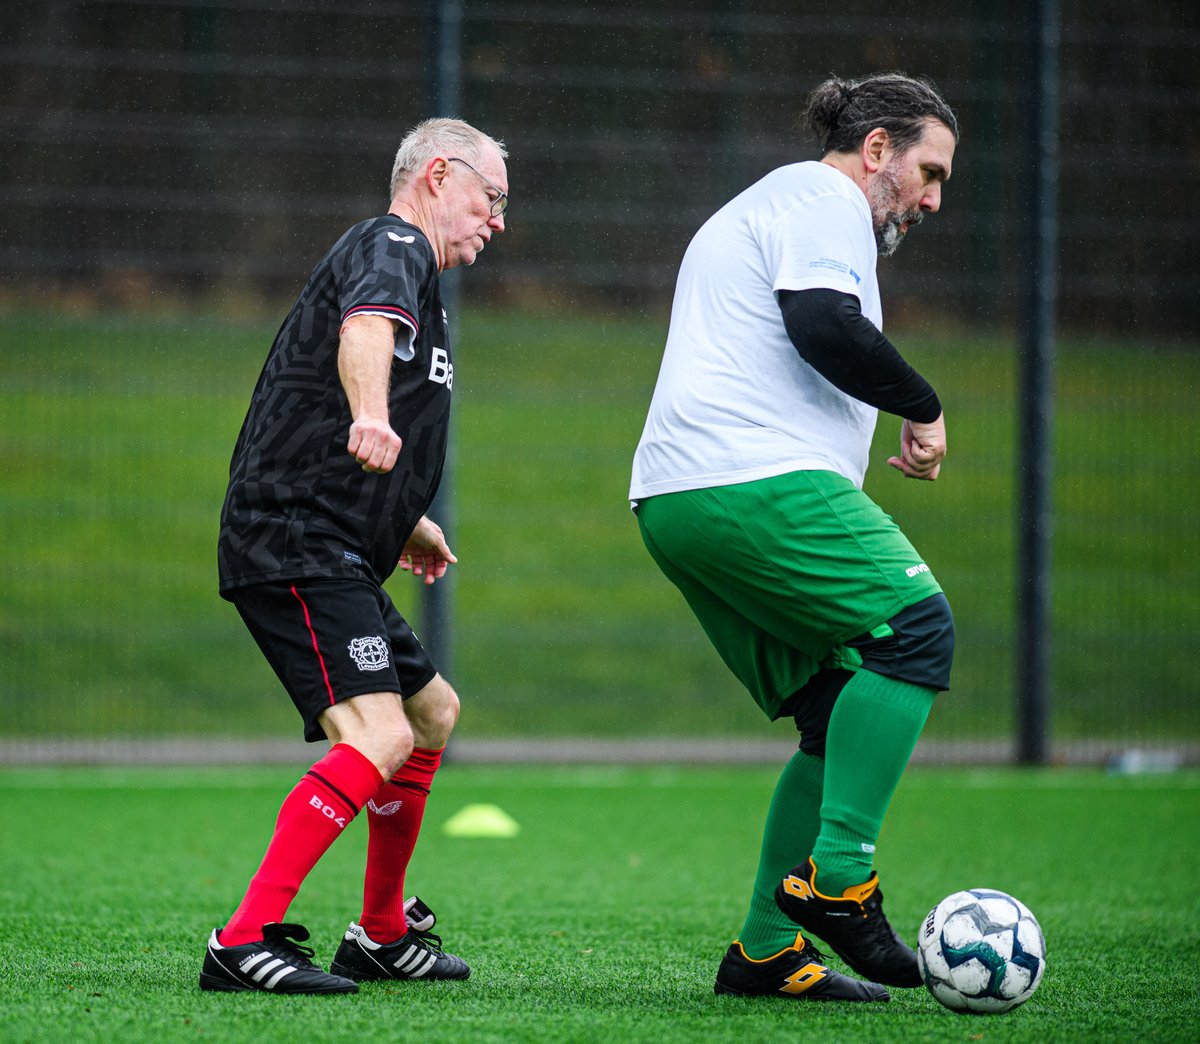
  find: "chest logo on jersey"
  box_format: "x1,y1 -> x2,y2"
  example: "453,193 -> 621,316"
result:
347,636 -> 390,672
429,346 -> 453,390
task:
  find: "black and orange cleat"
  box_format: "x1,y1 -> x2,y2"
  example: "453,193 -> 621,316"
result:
714,932 -> 889,1002
775,857 -> 922,988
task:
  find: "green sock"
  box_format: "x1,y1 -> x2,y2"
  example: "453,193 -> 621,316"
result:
737,749 -> 825,959
811,670 -> 935,896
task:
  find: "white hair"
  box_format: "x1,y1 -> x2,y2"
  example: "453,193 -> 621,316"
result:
389,118 -> 507,198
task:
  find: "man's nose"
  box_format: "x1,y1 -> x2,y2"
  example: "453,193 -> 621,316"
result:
921,184 -> 942,213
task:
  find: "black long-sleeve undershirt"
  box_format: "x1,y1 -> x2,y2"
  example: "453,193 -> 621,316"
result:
777,288 -> 942,423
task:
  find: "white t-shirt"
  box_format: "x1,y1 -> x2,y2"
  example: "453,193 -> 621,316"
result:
630,161 -> 882,500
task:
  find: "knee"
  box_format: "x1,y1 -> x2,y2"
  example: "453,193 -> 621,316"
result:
378,721 -> 416,777
407,675 -> 460,749
852,593 -> 955,691
789,668 -> 853,759
359,712 -> 414,779
432,683 -> 461,738
319,692 -> 414,778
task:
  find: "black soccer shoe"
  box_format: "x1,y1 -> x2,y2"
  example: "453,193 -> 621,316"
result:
714,933 -> 889,1002
200,922 -> 358,994
775,857 -> 922,988
330,897 -> 470,982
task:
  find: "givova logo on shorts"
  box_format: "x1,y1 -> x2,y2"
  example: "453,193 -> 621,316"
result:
348,636 -> 390,671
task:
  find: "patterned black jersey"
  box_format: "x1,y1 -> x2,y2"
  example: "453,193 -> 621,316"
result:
218,215 -> 452,594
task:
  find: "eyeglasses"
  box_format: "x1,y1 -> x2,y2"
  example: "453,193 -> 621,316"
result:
448,157 -> 508,218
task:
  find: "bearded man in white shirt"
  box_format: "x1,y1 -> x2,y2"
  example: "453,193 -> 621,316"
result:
631,72 -> 959,1004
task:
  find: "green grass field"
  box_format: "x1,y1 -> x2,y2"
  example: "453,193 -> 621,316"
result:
0,309 -> 1197,743
1,764 -> 1197,1042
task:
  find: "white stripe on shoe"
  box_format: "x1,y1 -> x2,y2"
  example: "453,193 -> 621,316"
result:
262,965 -> 297,990
393,944 -> 437,977
251,958 -> 285,982
239,952 -> 274,974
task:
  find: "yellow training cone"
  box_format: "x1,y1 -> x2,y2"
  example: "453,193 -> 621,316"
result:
442,803 -> 521,838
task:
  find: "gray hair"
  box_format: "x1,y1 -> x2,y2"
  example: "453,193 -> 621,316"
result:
389,118 -> 508,198
803,73 -> 959,156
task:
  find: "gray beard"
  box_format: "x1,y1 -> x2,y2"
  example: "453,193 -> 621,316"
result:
875,215 -> 906,257
868,163 -> 921,256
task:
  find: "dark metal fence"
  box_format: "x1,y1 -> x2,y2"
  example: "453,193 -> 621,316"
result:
3,0 -> 1197,334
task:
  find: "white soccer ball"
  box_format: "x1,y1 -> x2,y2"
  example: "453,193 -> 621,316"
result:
916,888 -> 1046,1014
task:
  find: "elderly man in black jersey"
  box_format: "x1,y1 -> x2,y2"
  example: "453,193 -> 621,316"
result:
202,118 -> 507,995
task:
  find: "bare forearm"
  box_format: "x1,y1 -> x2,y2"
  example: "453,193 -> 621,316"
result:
338,315 -> 396,421
338,314 -> 402,473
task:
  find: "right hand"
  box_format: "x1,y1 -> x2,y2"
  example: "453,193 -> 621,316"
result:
347,416 -> 402,473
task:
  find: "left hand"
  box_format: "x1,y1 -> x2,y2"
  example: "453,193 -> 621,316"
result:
398,515 -> 457,585
888,413 -> 946,481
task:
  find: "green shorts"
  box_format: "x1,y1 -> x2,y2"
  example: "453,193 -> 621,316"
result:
637,470 -> 943,721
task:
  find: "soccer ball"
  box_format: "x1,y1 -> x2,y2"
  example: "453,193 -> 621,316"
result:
916,888 -> 1046,1014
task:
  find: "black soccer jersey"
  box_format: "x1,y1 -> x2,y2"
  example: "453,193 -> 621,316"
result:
218,216 -> 452,594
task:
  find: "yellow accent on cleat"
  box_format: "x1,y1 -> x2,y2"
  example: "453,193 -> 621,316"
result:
730,932 -> 812,964
806,856 -> 879,905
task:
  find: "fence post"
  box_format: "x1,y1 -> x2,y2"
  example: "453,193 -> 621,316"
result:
421,0 -> 463,678
1016,0 -> 1059,765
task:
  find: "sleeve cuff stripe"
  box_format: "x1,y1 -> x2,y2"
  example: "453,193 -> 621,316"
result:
342,304 -> 419,331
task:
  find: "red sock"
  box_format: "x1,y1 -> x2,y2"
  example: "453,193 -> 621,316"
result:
358,746 -> 444,942
220,743 -> 383,946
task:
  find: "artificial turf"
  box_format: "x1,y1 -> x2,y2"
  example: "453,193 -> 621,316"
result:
2,763 -> 1197,1042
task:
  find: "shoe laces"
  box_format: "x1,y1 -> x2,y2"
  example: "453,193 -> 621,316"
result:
408,925 -> 446,955
262,923 -> 319,968
797,937 -> 831,963
858,889 -> 901,945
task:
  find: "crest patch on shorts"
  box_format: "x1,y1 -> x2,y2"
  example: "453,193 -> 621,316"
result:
347,635 -> 390,671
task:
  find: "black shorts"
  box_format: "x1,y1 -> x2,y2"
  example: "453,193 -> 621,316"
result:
230,578 -> 438,743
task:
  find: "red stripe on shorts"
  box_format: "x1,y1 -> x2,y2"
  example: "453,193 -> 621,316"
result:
290,585 -> 336,706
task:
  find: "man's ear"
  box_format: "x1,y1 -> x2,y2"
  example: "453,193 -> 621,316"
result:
862,127 -> 891,174
425,156 -> 450,194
